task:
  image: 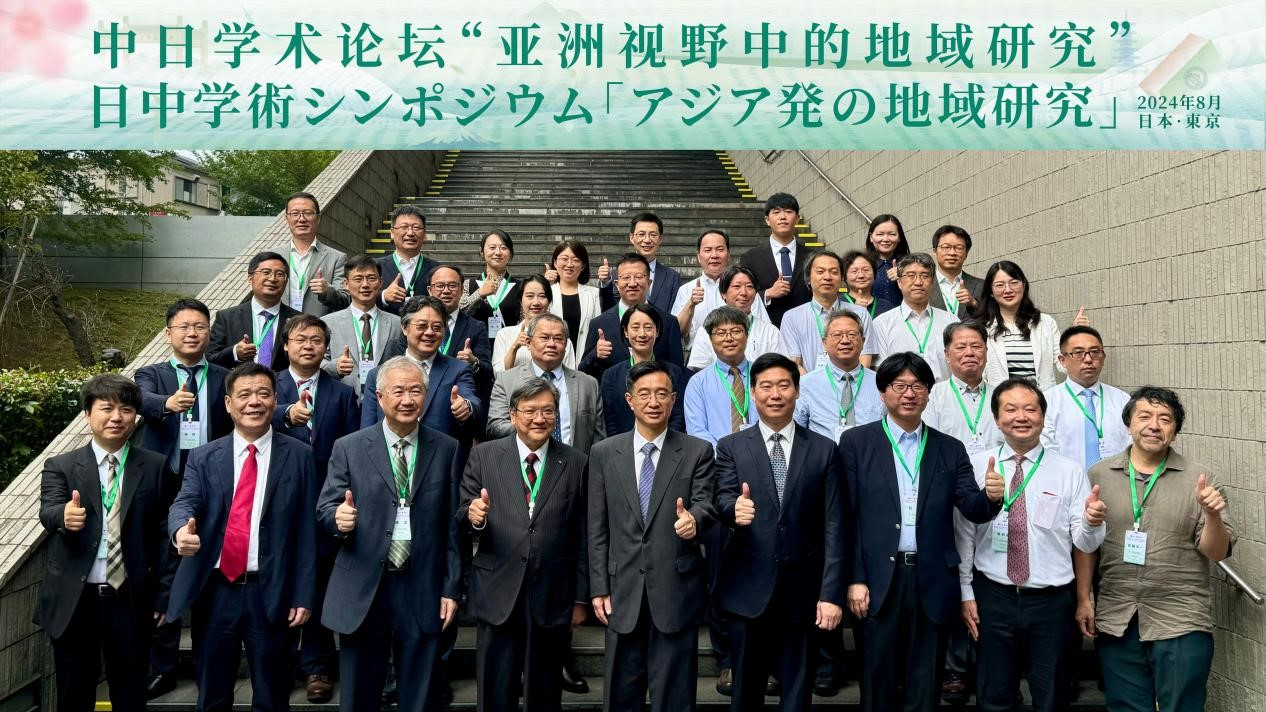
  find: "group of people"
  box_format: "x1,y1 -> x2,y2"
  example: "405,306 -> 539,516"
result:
37,190 -> 1235,712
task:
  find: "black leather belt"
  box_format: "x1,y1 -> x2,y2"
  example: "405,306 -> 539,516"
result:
897,552 -> 918,566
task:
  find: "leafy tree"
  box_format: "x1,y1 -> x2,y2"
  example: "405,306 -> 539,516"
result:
197,150 -> 338,215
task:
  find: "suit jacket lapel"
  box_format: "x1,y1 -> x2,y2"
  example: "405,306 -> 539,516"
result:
117,447 -> 142,526
496,438 -> 531,525
740,428 -> 777,514
778,427 -> 811,522
75,446 -> 103,526
613,435 -> 641,526
215,440 -> 236,512
261,437 -> 287,514
422,356 -> 450,423
916,433 -> 935,521
408,427 -> 437,502
364,427 -> 398,499
530,440 -> 569,519
310,373 -> 331,439
875,428 -> 902,512
564,369 -> 580,433
646,432 -> 681,524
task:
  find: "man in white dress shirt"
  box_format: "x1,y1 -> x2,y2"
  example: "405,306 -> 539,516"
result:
687,266 -> 780,371
925,322 -> 1004,457
777,251 -> 875,373
870,253 -> 959,381
672,229 -> 772,351
1041,325 -> 1131,472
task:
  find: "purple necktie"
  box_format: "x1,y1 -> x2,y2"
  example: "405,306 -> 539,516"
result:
257,310 -> 275,368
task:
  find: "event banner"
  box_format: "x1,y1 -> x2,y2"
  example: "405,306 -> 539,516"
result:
0,0 -> 1262,149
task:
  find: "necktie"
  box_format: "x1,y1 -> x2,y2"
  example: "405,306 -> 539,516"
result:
840,372 -> 855,426
729,365 -> 746,433
388,440 -> 412,567
179,364 -> 202,422
778,246 -> 793,282
1081,389 -> 1100,470
770,433 -> 787,503
257,311 -> 275,368
105,454 -> 126,589
360,313 -> 374,360
298,378 -> 314,441
524,452 -> 539,508
1007,454 -> 1030,585
638,442 -> 657,522
220,443 -> 258,581
541,371 -> 563,442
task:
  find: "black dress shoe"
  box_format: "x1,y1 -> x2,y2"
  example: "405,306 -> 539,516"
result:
381,671 -> 398,704
813,671 -> 841,697
766,675 -> 781,696
561,662 -> 589,694
147,672 -> 177,700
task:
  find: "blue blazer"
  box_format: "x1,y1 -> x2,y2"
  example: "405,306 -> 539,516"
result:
376,254 -> 441,316
838,421 -> 1000,625
714,424 -> 845,623
134,361 -> 233,468
318,423 -> 462,635
442,311 -> 494,402
600,262 -> 683,316
165,432 -> 318,625
359,353 -> 482,440
579,304 -> 684,380
599,359 -> 687,435
272,370 -> 359,482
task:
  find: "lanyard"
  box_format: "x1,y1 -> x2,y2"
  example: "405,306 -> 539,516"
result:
351,311 -> 378,359
101,443 -> 130,512
1064,383 -> 1104,438
169,358 -> 207,420
1127,453 -> 1168,527
812,303 -> 830,337
389,439 -> 419,501
823,364 -> 863,420
998,446 -> 1046,512
254,313 -> 278,349
441,326 -> 455,355
950,380 -> 988,436
519,454 -> 546,507
482,272 -> 512,311
939,279 -> 959,314
713,362 -> 751,420
903,312 -> 934,354
881,419 -> 926,485
288,251 -> 310,293
393,253 -> 417,295
842,291 -> 877,318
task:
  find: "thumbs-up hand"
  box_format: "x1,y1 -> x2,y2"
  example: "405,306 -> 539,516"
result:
336,491 -> 357,533
1072,305 -> 1090,326
983,457 -> 1005,502
468,488 -> 490,527
766,275 -> 791,298
734,482 -> 755,526
955,284 -> 976,309
543,261 -> 559,284
478,273 -> 499,297
456,337 -> 475,365
674,497 -> 697,540
63,489 -> 87,531
595,328 -> 613,360
690,279 -> 705,305
1195,473 -> 1226,515
450,385 -> 472,422
886,263 -> 899,281
383,273 -> 407,303
235,333 -> 256,361
1083,484 -> 1107,527
166,377 -> 197,414
597,258 -> 611,283
336,345 -> 355,377
310,268 -> 327,294
286,398 -> 312,427
176,517 -> 200,556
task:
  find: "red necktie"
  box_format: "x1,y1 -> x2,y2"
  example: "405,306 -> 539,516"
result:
221,443 -> 258,581
524,452 -> 539,506
1006,454 -> 1030,585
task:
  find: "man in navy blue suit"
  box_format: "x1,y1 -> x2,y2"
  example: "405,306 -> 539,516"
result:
166,362 -> 318,712
714,353 -> 846,711
840,352 -> 1004,712
427,264 -> 494,399
597,212 -> 684,315
580,253 -> 684,381
272,314 -> 359,703
377,205 -> 440,316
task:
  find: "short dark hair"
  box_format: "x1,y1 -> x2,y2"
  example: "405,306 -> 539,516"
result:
510,377 -> 559,409
285,313 -> 329,342
401,295 -> 448,330
165,298 -> 210,325
429,263 -> 464,284
343,254 -> 381,277
552,239 -> 591,284
226,361 -> 277,394
875,352 -> 935,391
629,212 -> 664,235
518,274 -> 553,306
750,353 -> 800,389
719,265 -> 758,293
990,378 -> 1047,418
840,249 -> 877,280
615,252 -> 650,278
285,191 -> 320,214
80,373 -> 142,413
932,224 -> 972,252
803,250 -> 843,285
619,303 -> 661,346
764,192 -> 800,215
390,205 -> 426,226
1059,325 -> 1104,349
1123,386 -> 1186,433
943,321 -> 988,348
482,229 -> 514,257
703,305 -> 748,335
626,359 -> 671,393
697,228 -> 730,250
248,251 -> 288,275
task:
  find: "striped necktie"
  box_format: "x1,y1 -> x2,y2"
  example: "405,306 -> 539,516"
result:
105,454 -> 126,589
388,440 -> 412,567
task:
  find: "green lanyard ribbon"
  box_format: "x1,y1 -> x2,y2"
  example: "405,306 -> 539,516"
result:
352,311 -> 378,359
903,312 -> 934,354
169,358 -> 207,420
1127,453 -> 1168,527
389,439 -> 419,501
881,419 -> 927,485
288,251 -> 310,293
254,313 -> 278,349
520,454 -> 546,507
713,362 -> 751,421
393,253 -> 417,296
1064,383 -> 1104,438
843,292 -> 878,319
824,364 -> 864,420
951,380 -> 988,436
482,272 -> 512,311
998,446 -> 1046,512
101,443 -> 130,512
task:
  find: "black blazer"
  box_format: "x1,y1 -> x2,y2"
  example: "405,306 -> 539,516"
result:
739,242 -> 813,327
463,275 -> 525,330
36,443 -> 173,638
600,262 -> 683,316
134,361 -> 233,467
458,437 -> 589,627
587,429 -> 716,635
599,359 -> 687,435
927,270 -> 986,319
318,423 -> 462,635
839,421 -> 1000,625
376,254 -> 441,316
271,370 -> 359,483
579,304 -> 684,381
714,424 -> 846,623
207,301 -> 302,371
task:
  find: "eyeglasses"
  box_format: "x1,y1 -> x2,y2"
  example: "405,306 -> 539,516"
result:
555,256 -> 583,266
168,323 -> 209,334
887,382 -> 929,395
617,274 -> 649,284
631,231 -> 661,240
513,407 -> 557,419
347,275 -> 380,285
936,244 -> 967,254
392,224 -> 425,233
409,322 -> 446,334
1062,348 -> 1105,360
429,282 -> 462,292
286,210 -> 317,219
710,327 -> 746,339
288,336 -> 327,346
631,389 -> 674,403
826,330 -> 862,341
899,271 -> 932,282
992,279 -> 1024,291
532,334 -> 568,344
251,268 -> 288,280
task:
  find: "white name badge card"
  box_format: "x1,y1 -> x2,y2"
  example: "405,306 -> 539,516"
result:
179,420 -> 201,449
358,359 -> 375,385
902,492 -> 918,526
1124,529 -> 1147,565
392,505 -> 412,541
991,513 -> 1010,552
487,313 -> 505,338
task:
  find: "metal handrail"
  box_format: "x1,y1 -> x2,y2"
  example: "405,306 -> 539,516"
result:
795,150 -> 871,224
1218,561 -> 1264,605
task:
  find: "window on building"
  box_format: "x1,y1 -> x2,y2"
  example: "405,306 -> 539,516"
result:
176,177 -> 196,203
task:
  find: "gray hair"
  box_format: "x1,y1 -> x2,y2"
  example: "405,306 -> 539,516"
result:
825,307 -> 864,335
375,356 -> 428,392
896,252 -> 935,276
510,377 -> 559,410
525,313 -> 569,341
703,305 -> 747,335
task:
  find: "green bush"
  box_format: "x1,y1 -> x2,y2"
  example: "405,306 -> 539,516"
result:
0,367 -> 103,492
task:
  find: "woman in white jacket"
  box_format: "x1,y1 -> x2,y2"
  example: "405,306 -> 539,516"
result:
546,239 -> 603,353
974,260 -> 1089,391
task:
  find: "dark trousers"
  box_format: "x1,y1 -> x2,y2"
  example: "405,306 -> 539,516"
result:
1097,615 -> 1213,712
51,582 -> 145,712
604,593 -> 699,712
705,523 -> 732,670
338,570 -> 443,712
150,617 -> 181,675
859,560 -> 946,712
475,589 -> 569,712
973,574 -> 1075,712
814,625 -> 847,682
297,543 -> 337,676
944,618 -> 973,677
192,574 -> 292,712
727,604 -> 812,712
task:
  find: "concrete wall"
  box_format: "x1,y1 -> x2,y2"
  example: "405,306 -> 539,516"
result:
731,149 -> 1266,711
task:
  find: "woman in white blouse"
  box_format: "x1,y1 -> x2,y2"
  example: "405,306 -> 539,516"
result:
973,260 -> 1089,391
493,274 -> 577,373
546,239 -> 602,353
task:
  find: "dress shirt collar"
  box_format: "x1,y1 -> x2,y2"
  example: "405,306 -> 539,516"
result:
936,268 -> 961,289
381,420 -> 419,449
899,301 -> 930,320
714,357 -> 750,376
885,414 -> 922,440
826,360 -> 864,381
251,298 -> 280,317
633,426 -> 669,455
997,441 -> 1043,465
405,351 -> 437,373
515,436 -> 550,465
90,440 -> 126,468
290,238 -> 319,257
531,361 -> 564,381
349,303 -> 380,321
232,427 -> 274,458
757,419 -> 796,445
951,375 -> 985,395
394,251 -> 418,267
289,368 -> 318,388
1067,379 -> 1102,395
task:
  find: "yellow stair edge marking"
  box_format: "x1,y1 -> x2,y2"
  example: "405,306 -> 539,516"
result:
805,242 -> 825,248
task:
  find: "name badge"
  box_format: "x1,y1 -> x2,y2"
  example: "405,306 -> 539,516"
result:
96,534 -> 109,559
1098,438 -> 1113,459
358,359 -> 375,385
991,513 -> 1009,552
179,419 -> 201,449
965,435 -> 989,455
289,292 -> 305,311
901,492 -> 918,526
392,505 -> 412,542
1124,529 -> 1147,565
487,312 -> 505,339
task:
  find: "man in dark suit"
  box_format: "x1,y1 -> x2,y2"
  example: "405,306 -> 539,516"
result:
208,250 -> 303,371
166,362 -> 319,712
459,377 -> 590,712
927,225 -> 985,319
428,264 -> 494,399
588,361 -> 716,711
36,374 -> 172,712
840,352 -> 1004,712
377,205 -> 441,316
714,353 -> 846,711
738,193 -> 812,327
318,356 -> 462,712
272,314 -> 359,703
598,212 -> 683,315
580,253 -> 684,380
133,297 -> 233,698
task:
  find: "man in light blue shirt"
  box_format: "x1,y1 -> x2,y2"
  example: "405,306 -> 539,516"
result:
1041,326 -> 1131,470
778,251 -> 875,373
685,307 -> 759,448
795,308 -> 884,441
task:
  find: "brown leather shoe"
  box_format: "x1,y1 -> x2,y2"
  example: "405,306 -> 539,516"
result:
306,674 -> 333,703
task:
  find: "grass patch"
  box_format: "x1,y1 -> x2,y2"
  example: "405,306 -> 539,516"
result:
0,288 -> 183,370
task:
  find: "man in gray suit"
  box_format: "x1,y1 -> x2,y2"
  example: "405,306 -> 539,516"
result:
927,225 -> 984,319
321,254 -> 401,401
279,191 -> 349,316
459,377 -> 589,712
488,314 -> 605,453
588,361 -> 717,711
